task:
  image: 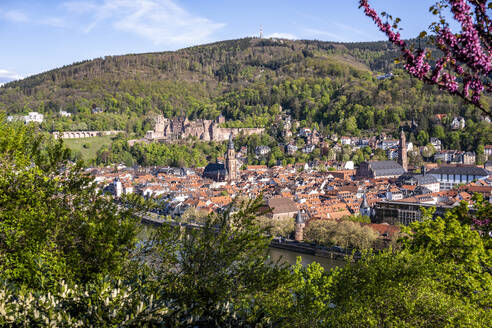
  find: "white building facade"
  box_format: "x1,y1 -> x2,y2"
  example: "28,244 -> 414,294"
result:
428,166 -> 489,190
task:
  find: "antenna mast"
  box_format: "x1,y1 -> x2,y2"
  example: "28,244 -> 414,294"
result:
260,24 -> 263,38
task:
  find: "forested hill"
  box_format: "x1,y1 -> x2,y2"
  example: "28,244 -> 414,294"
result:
0,37 -> 489,149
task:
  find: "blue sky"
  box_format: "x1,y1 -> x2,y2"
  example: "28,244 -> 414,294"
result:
0,0 -> 440,83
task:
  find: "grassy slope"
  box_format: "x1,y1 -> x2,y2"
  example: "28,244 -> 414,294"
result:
63,135 -> 114,162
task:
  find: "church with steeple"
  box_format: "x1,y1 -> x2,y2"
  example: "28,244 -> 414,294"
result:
203,133 -> 238,182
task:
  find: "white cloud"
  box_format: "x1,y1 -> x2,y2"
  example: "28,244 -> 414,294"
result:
1,1 -> 224,46
0,69 -> 23,80
0,7 -> 67,27
0,69 -> 23,85
265,32 -> 297,40
0,9 -> 28,22
63,0 -> 225,45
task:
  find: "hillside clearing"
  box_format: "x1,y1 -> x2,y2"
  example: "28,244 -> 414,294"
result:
64,135 -> 115,162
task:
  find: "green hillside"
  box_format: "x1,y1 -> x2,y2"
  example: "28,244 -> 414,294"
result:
63,135 -> 115,162
0,37 -> 490,156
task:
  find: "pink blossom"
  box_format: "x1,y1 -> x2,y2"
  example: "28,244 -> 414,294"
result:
359,0 -> 491,115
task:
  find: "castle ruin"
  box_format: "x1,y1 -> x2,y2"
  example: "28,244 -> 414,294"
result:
145,115 -> 264,142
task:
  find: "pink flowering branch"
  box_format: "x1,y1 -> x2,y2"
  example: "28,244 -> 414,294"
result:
359,0 -> 491,117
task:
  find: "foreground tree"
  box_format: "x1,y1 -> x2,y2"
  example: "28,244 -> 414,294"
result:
262,260 -> 337,328
327,203 -> 492,327
146,197 -> 292,326
327,249 -> 491,327
360,0 -> 491,116
401,206 -> 492,308
0,119 -> 142,289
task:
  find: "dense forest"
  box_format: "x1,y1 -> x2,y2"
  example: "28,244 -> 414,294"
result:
1,37 -> 490,157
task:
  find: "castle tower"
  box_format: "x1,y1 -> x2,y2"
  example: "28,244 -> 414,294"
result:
360,193 -> 371,218
398,129 -> 408,172
225,133 -> 237,182
154,115 -> 165,138
295,210 -> 306,242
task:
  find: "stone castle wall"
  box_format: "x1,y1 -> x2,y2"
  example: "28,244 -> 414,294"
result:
213,127 -> 265,141
53,130 -> 124,139
146,115 -> 264,142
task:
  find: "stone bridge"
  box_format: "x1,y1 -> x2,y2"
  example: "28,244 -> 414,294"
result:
53,130 -> 124,139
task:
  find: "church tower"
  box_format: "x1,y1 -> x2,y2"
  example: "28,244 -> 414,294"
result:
226,133 -> 237,182
398,129 -> 408,172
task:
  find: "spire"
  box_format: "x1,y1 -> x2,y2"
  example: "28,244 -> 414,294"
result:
360,193 -> 369,209
295,209 -> 306,224
411,116 -> 418,130
228,133 -> 234,150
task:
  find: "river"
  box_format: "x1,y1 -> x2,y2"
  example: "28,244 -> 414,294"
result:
268,247 -> 344,269
138,224 -> 344,270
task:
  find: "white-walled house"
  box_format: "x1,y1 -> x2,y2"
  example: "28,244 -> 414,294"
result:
255,145 -> 271,156
344,161 -> 354,170
340,136 -> 351,146
25,112 -> 44,124
430,138 -> 442,151
451,116 -> 466,129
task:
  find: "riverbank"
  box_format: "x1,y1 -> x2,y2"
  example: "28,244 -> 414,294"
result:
270,238 -> 357,261
139,216 -> 350,268
268,247 -> 345,269
141,215 -> 352,260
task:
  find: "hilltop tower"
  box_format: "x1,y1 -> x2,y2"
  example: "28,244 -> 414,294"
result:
225,133 -> 237,182
260,24 -> 263,38
398,129 -> 408,172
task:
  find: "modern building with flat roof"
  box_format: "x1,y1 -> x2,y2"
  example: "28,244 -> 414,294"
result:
374,200 -> 455,226
427,165 -> 489,190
